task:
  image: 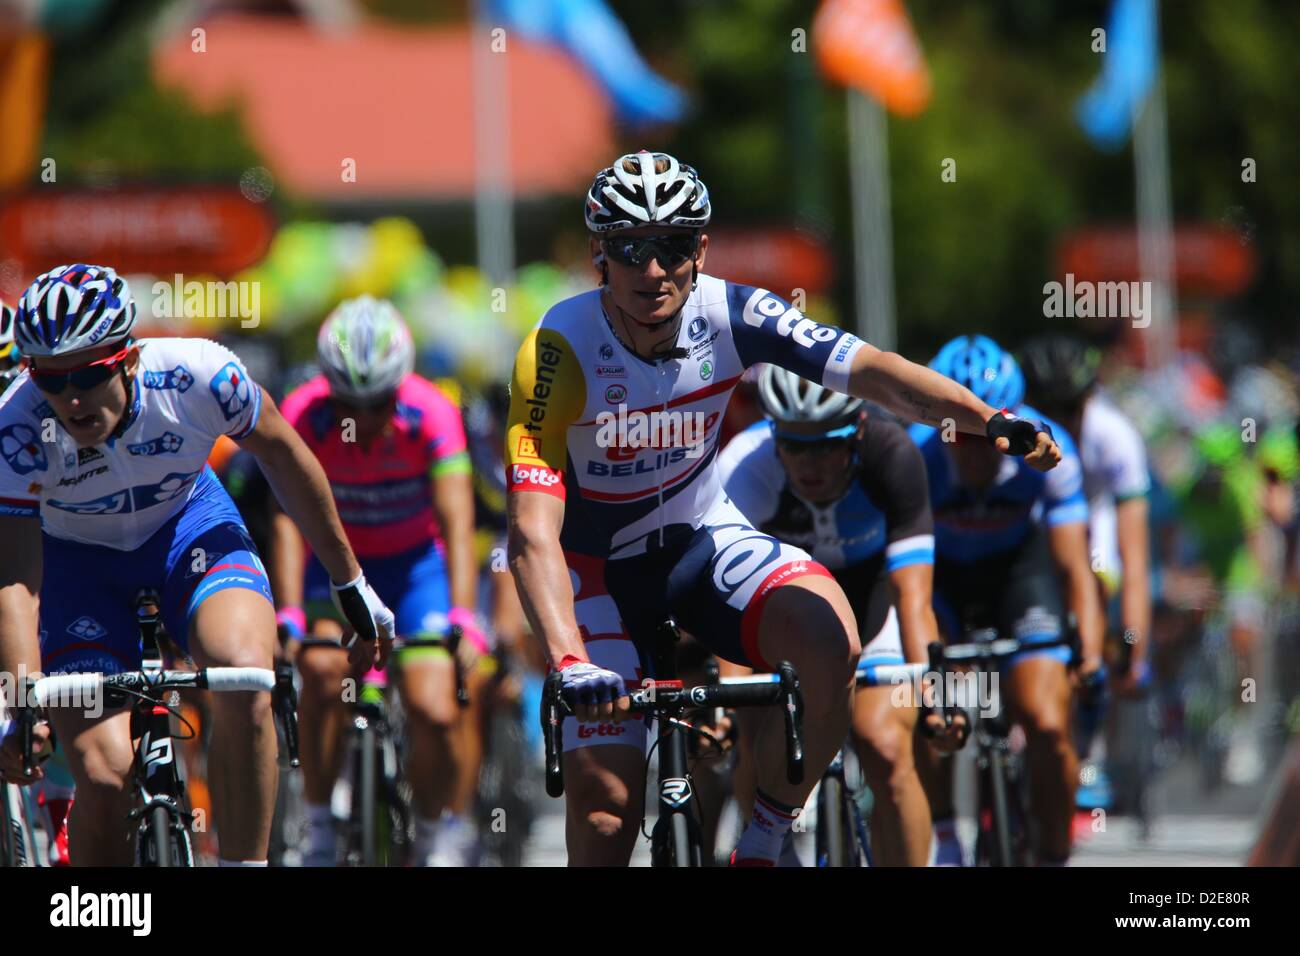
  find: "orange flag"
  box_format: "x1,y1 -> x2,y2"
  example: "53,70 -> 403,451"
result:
813,0 -> 931,116
0,31 -> 49,191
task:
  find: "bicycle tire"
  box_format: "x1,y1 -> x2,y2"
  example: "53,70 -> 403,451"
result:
1,785 -> 31,867
149,805 -> 173,867
986,750 -> 1014,867
359,724 -> 380,866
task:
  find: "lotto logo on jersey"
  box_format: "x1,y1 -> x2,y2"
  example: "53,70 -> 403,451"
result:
0,424 -> 48,475
209,362 -> 252,421
128,432 -> 185,457
511,464 -> 561,488
142,365 -> 195,393
741,288 -> 841,349
516,436 -> 542,459
577,723 -> 628,739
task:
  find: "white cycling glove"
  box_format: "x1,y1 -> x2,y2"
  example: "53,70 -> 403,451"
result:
331,571 -> 396,648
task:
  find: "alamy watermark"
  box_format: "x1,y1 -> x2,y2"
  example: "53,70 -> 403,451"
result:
1043,273 -> 1152,328
151,274 -> 261,328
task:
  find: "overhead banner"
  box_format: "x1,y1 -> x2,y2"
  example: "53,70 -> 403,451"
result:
812,0 -> 931,116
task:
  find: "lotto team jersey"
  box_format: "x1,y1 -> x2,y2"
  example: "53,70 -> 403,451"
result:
279,374 -> 469,558
909,405 -> 1089,563
0,337 -> 262,550
505,275 -> 865,555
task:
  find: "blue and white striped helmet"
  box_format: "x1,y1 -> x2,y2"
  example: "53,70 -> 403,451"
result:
15,263 -> 136,358
929,334 -> 1025,412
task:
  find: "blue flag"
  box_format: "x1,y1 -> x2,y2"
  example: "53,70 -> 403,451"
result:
1076,0 -> 1159,150
488,0 -> 687,127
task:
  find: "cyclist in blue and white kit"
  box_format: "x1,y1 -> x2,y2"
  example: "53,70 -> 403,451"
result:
718,367 -> 963,866
0,264 -> 395,865
913,335 -> 1105,866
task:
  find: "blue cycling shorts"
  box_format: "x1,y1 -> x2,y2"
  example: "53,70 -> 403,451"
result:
39,468 -> 273,675
304,540 -> 451,646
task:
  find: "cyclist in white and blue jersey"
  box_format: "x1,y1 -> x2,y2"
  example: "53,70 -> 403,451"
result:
718,366 -> 964,866
913,335 -> 1105,866
0,264 -> 395,865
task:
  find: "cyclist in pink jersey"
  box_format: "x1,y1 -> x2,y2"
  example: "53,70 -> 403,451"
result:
272,296 -> 485,866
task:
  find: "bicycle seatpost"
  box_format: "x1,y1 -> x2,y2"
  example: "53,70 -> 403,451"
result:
652,618 -> 681,682
136,588 -> 164,668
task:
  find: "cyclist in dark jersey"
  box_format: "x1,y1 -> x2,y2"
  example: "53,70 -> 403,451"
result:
718,366 -> 962,866
912,335 -> 1104,866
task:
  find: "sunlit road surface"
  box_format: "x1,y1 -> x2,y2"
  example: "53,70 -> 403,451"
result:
520,754 -> 1272,867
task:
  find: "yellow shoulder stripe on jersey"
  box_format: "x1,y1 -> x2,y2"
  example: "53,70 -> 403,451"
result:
505,326 -> 585,476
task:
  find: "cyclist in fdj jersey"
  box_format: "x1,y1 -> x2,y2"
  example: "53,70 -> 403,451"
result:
912,335 -> 1104,866
504,152 -> 1060,866
0,264 -> 394,865
274,296 -> 485,866
717,367 -> 962,866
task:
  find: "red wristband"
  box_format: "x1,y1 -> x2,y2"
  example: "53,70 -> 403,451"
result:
556,654 -> 586,671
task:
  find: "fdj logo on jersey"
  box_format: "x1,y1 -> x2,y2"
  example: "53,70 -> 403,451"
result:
741,289 -> 840,349
128,432 -> 184,457
0,424 -> 48,475
142,365 -> 194,393
209,362 -> 252,421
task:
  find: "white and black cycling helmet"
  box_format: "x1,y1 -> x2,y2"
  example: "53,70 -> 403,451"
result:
317,295 -> 414,402
585,151 -> 711,234
758,365 -> 863,429
15,263 -> 136,358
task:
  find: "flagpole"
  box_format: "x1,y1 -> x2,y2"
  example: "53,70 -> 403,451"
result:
847,89 -> 897,351
472,0 -> 515,289
1132,1 -> 1176,372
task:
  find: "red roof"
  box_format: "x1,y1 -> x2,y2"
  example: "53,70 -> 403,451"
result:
153,14 -> 615,199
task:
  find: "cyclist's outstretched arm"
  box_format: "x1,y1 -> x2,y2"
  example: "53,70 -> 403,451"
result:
845,345 -> 1058,469
1049,520 -> 1106,672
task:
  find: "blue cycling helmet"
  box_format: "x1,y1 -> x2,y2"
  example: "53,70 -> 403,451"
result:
15,263 -> 136,358
929,334 -> 1025,411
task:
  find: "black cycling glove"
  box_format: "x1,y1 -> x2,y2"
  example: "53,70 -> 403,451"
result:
986,411 -> 1053,456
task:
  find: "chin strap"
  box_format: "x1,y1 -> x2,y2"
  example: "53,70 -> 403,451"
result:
109,366 -> 137,440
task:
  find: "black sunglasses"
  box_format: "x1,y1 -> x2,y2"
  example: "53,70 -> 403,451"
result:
28,344 -> 132,395
773,422 -> 857,457
602,234 -> 699,269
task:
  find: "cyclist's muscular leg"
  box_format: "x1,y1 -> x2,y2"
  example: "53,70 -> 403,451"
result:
752,574 -> 859,812
563,744 -> 645,865
395,651 -> 461,820
47,708 -> 135,866
189,588 -> 278,863
1003,656 -> 1075,863
852,685 -> 929,866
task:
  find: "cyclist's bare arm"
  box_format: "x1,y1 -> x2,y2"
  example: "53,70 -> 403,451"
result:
890,563 -> 939,665
432,469 -> 478,618
237,388 -> 361,587
1116,495 -> 1152,677
238,388 -> 383,666
1048,520 -> 1105,670
506,491 -> 584,667
845,345 -> 1059,469
0,515 -> 50,782
267,500 -> 305,650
